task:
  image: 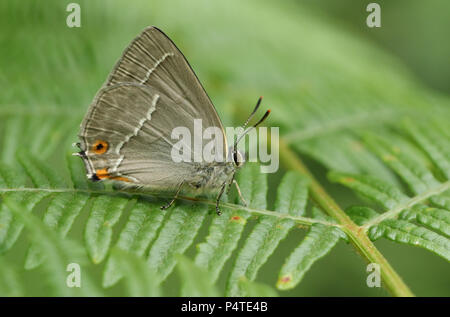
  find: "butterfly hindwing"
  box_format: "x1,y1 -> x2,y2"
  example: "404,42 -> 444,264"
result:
79,83 -> 197,189
78,27 -> 228,189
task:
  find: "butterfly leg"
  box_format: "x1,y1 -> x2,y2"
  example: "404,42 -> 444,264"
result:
233,180 -> 248,207
215,181 -> 227,216
226,173 -> 236,195
161,182 -> 184,210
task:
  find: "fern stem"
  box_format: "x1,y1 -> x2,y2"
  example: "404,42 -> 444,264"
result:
189,198 -> 338,227
0,187 -> 335,228
278,139 -> 414,297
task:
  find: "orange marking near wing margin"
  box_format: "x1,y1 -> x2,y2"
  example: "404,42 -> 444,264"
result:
95,168 -> 131,182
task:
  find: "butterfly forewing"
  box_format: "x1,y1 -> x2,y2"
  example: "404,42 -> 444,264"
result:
105,26 -> 226,150
78,27 -> 228,188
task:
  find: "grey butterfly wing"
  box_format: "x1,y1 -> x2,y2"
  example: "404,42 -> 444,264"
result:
77,26 -> 227,190
105,26 -> 227,153
78,83 -> 201,190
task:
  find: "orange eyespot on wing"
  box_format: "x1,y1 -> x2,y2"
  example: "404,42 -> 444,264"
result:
92,140 -> 109,154
94,168 -> 131,182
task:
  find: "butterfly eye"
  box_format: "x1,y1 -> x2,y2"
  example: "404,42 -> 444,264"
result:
92,140 -> 108,154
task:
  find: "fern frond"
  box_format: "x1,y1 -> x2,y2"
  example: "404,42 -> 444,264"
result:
363,133 -> 440,194
84,195 -> 130,264
194,165 -> 260,283
0,256 -> 23,296
147,203 -> 208,282
345,206 -> 379,225
238,278 -> 279,297
328,172 -> 408,209
327,131 -> 450,261
431,193 -> 450,210
226,172 -> 307,296
3,198 -> 100,296
110,248 -> 161,297
404,120 -> 450,180
1,116 -> 24,164
369,219 -> 450,261
24,192 -> 89,269
177,255 -> 219,297
400,205 -> 450,237
0,165 -> 50,253
277,209 -> 343,290
103,200 -> 167,287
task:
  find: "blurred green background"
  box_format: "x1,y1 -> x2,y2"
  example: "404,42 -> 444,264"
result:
0,0 -> 449,296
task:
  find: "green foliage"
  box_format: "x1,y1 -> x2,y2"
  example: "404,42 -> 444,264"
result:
0,257 -> 24,296
177,255 -> 220,297
103,199 -> 167,287
327,130 -> 450,263
277,223 -> 341,290
226,171 -> 307,296
147,203 -> 208,282
2,198 -> 100,296
369,219 -> 450,261
110,248 -> 161,297
1,0 -> 449,297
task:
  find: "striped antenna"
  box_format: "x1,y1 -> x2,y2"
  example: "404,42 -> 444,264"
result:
233,96 -> 270,153
242,96 -> 263,130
